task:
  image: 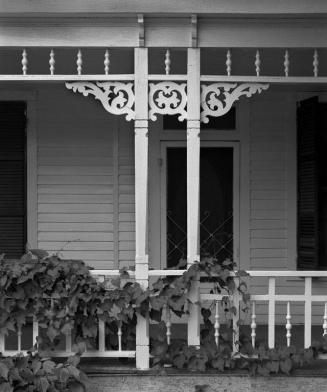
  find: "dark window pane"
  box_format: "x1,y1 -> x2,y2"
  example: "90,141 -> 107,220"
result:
166,147 -> 233,268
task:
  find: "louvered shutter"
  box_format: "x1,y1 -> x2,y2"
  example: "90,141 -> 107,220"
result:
297,97 -> 319,270
0,102 -> 26,258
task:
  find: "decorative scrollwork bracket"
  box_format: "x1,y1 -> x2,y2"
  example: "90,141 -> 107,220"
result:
65,81 -> 135,121
149,82 -> 187,122
201,83 -> 269,123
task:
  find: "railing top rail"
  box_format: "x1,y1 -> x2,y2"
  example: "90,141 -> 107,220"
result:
244,271 -> 327,277
91,269 -> 327,278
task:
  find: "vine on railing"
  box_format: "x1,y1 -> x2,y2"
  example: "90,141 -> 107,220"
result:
0,349 -> 88,392
0,250 -> 321,379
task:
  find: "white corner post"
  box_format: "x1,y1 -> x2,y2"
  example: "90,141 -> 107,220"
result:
187,48 -> 201,347
134,47 -> 150,370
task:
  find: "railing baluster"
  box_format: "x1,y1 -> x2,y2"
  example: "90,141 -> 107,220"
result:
99,320 -> 105,352
304,277 -> 312,348
255,50 -> 261,77
49,49 -> 55,75
118,322 -> 122,351
32,317 -> 38,348
323,303 -> 327,336
17,325 -> 22,352
226,50 -> 232,76
251,301 -> 257,348
284,50 -> 290,77
104,49 -> 110,75
286,302 -> 292,347
214,300 -> 220,346
166,305 -> 172,345
165,49 -> 171,75
313,49 -> 319,77
65,330 -> 72,354
0,332 -> 4,354
76,49 -> 83,75
22,49 -> 28,75
232,287 -> 240,352
268,277 -> 275,348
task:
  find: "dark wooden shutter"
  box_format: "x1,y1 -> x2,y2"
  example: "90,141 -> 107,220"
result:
297,97 -> 319,270
0,102 -> 26,258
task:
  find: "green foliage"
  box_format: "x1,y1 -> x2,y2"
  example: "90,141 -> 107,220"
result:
0,251 -> 147,351
0,352 -> 88,392
0,250 -> 319,377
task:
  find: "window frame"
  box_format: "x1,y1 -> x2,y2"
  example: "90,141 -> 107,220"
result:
159,140 -> 240,269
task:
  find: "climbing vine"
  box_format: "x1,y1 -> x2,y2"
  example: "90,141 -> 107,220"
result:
0,350 -> 88,392
0,250 -> 321,381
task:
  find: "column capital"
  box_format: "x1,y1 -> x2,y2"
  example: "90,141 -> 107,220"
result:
135,119 -> 148,128
187,120 -> 200,129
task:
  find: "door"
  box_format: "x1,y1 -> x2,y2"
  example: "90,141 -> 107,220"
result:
160,141 -> 239,268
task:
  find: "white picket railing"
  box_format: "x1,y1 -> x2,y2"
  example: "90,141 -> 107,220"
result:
2,270 -> 327,367
1,47 -> 327,83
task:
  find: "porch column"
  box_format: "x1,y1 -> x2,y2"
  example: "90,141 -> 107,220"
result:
187,48 -> 201,346
134,47 -> 149,369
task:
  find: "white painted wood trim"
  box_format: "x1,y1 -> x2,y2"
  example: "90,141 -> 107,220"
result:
3,0 -> 327,15
187,48 -> 201,267
2,15 -> 327,48
1,349 -> 136,358
304,277 -> 312,348
3,75 -> 327,84
268,277 -> 275,348
134,47 -> 149,370
201,76 -> 327,84
0,75 -> 134,81
186,48 -> 201,347
90,269 -> 327,278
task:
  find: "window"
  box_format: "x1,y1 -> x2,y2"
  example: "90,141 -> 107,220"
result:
297,97 -> 327,270
166,146 -> 234,268
0,102 -> 26,258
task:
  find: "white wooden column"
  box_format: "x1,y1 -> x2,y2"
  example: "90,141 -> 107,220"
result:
134,47 -> 149,369
187,48 -> 201,347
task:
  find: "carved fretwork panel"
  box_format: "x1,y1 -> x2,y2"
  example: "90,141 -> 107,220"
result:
65,81 -> 135,121
65,81 -> 269,122
148,82 -> 187,122
201,83 -> 269,123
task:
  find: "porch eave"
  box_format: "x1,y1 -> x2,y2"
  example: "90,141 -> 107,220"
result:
1,0 -> 327,17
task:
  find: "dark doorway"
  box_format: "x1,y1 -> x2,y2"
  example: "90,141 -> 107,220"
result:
166,147 -> 233,268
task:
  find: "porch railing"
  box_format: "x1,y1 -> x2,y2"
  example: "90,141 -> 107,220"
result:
2,270 -> 327,367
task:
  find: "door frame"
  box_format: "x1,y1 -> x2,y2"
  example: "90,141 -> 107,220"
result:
160,140 -> 240,269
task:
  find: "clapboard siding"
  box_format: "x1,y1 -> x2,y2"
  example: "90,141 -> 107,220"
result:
249,98 -> 288,271
37,86 -> 118,269
38,214 -> 113,223
118,120 -> 135,267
